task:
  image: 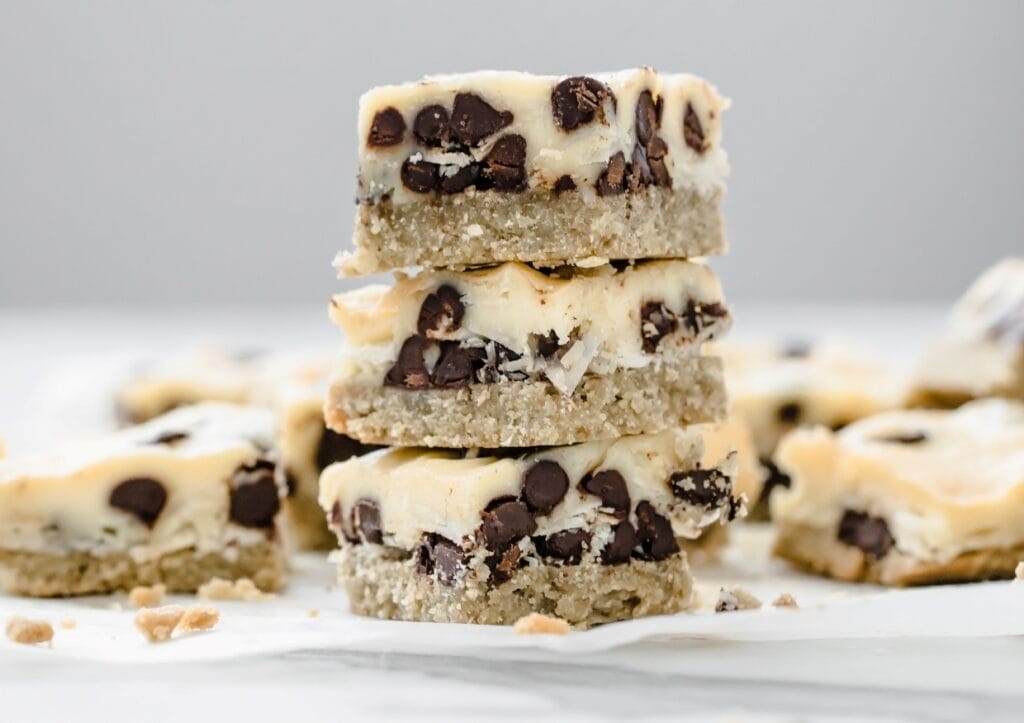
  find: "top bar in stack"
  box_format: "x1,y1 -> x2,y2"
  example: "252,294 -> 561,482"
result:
338,68 -> 729,276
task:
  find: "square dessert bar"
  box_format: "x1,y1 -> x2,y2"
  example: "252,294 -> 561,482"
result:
0,403 -> 288,596
326,260 -> 731,448
772,399 -> 1024,585
911,257 -> 1023,407
338,68 -> 729,276
319,428 -> 742,628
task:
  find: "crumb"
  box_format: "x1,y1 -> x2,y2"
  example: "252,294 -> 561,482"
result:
6,616 -> 54,645
1015,561 -> 1024,581
59,619 -> 77,630
512,612 -> 571,636
134,605 -> 184,643
715,586 -> 763,613
197,577 -> 274,602
772,593 -> 799,608
128,583 -> 166,608
307,608 -> 320,618
176,605 -> 220,634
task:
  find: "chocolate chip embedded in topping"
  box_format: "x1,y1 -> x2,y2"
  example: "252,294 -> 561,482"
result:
641,301 -> 679,353
413,104 -> 450,147
776,402 -> 802,424
367,107 -> 406,147
580,469 -> 631,518
645,136 -> 672,187
522,460 -> 570,515
683,102 -> 706,153
758,459 -> 792,505
316,427 -> 381,471
415,533 -> 464,584
479,341 -> 528,383
400,157 -> 439,193
634,90 -> 660,145
449,92 -> 513,147
596,151 -> 627,196
536,529 -> 590,565
229,461 -> 281,529
553,175 -> 576,193
384,336 -> 432,389
109,478 -> 167,527
551,76 -> 614,131
874,431 -> 930,445
417,284 -> 465,337
349,498 -> 383,544
602,521 -> 637,565
482,134 -> 528,192
635,501 -> 680,561
480,499 -> 536,551
486,544 -> 522,584
149,430 -> 188,446
682,300 -> 729,337
670,468 -> 733,508
431,342 -> 485,388
439,163 -> 481,194
837,510 -> 895,559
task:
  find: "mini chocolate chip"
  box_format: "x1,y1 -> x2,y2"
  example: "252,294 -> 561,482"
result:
635,501 -> 679,561
628,143 -> 653,192
431,342 -> 485,388
536,529 -> 590,564
646,136 -> 672,186
682,300 -> 728,337
683,102 -> 705,153
413,104 -> 450,146
534,330 -> 563,358
480,499 -> 536,551
439,163 -> 481,194
758,459 -> 792,503
486,544 -> 522,584
580,469 -> 630,518
635,90 -> 659,145
367,107 -> 406,147
837,510 -> 894,559
776,402 -> 802,424
350,498 -> 383,544
551,76 -> 613,130
670,468 -> 733,508
229,461 -> 280,529
482,134 -> 527,192
874,431 -> 930,445
415,533 -> 464,584
401,158 -> 439,193
596,151 -> 627,196
449,92 -> 513,147
602,521 -> 637,565
417,284 -> 465,337
522,460 -> 570,515
150,430 -> 188,446
109,478 -> 167,527
316,427 -> 381,471
553,174 -> 576,192
384,336 -> 431,389
641,301 -> 679,353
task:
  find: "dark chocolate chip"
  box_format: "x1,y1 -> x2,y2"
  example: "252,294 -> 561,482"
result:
635,501 -> 679,561
534,330 -> 563,358
580,469 -> 630,518
413,104 -> 450,147
439,163 -> 481,194
109,478 -> 167,527
535,529 -> 590,564
486,544 -> 522,584
449,92 -> 513,147
628,143 -> 653,192
367,107 -> 406,147
641,301 -> 679,353
229,460 -> 280,529
384,336 -> 432,389
522,460 -> 569,515
431,342 -> 485,388
683,102 -> 705,153
874,431 -> 930,445
776,402 -> 802,424
758,459 -> 792,504
551,76 -> 613,131
417,284 -> 465,337
635,90 -> 660,145
837,510 -> 894,559
645,136 -> 672,186
596,151 -> 627,196
682,300 -> 728,337
670,468 -> 733,508
602,521 -> 637,565
350,498 -> 383,544
480,499 -> 536,551
150,430 -> 188,446
482,134 -> 527,192
415,533 -> 464,584
400,158 -> 439,193
553,174 -> 576,192
479,341 -> 528,383
316,427 -> 381,471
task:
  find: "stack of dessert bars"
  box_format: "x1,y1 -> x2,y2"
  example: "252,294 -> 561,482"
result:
319,69 -> 743,627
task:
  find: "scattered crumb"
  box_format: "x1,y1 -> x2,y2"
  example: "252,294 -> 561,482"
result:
307,608 -> 320,618
59,619 -> 77,630
1015,561 -> 1024,581
128,583 -> 166,608
6,616 -> 54,646
134,605 -> 185,643
513,612 -> 571,636
197,577 -> 274,602
715,586 -> 763,613
772,593 -> 799,608
176,605 -> 220,634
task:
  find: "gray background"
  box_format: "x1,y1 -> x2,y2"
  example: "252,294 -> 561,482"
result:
0,0 -> 1021,306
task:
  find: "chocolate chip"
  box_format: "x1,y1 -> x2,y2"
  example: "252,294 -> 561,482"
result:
486,544 -> 522,584
551,76 -> 613,131
553,174 -> 576,192
635,501 -> 679,561
400,158 -> 439,193
682,300 -> 728,337
641,301 -> 679,352
628,143 -> 653,192
602,521 -> 637,564
415,533 -> 464,583
837,510 -> 894,559
683,102 -> 705,153
645,136 -> 671,186
431,342 -> 485,388
758,459 -> 793,503
479,341 -> 528,383
522,460 -> 569,515
417,284 -> 464,337
384,336 -> 431,389
534,330 -> 563,358
596,151 -> 627,196
229,460 -> 280,529
350,498 -> 383,544
316,427 -> 380,471
482,134 -> 527,192
439,163 -> 481,194
874,431 -> 930,445
367,107 -> 406,147
109,478 -> 167,527
150,430 -> 188,446
635,90 -> 659,145
670,468 -> 733,508
413,104 -> 450,147
535,529 -> 590,564
580,469 -> 630,518
480,499 -> 536,551
449,92 -> 513,147
776,402 -> 802,424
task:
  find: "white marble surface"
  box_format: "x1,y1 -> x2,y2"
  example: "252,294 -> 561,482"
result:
1,304 -> 1022,722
